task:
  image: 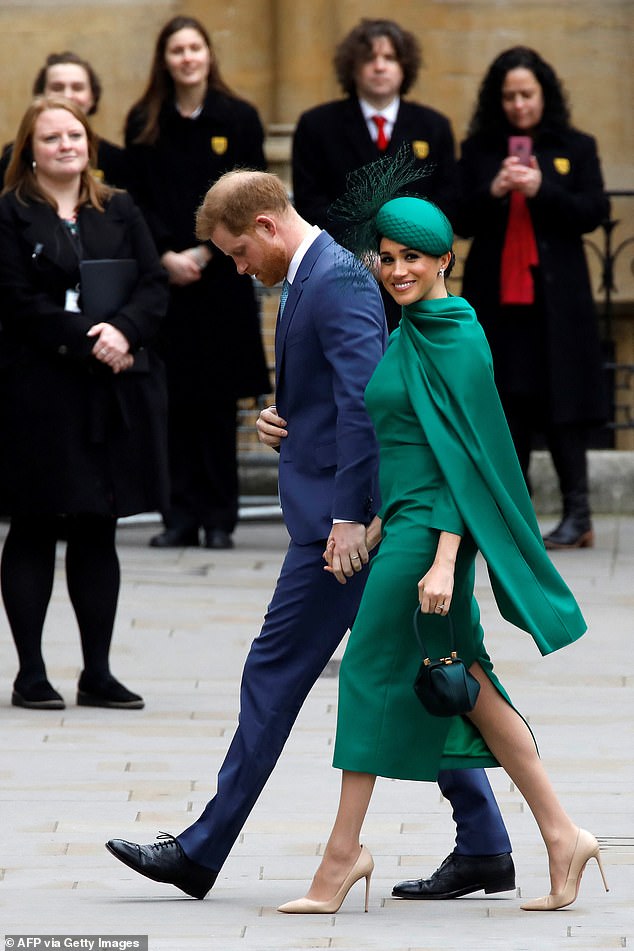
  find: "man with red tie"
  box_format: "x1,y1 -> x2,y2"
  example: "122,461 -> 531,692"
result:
292,18 -> 457,331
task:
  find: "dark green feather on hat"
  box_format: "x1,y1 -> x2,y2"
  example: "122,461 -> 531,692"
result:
328,143 -> 452,263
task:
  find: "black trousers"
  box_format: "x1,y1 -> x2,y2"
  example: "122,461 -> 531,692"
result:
501,393 -> 589,500
164,396 -> 239,535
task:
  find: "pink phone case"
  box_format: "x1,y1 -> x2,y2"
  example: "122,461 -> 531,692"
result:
508,135 -> 532,165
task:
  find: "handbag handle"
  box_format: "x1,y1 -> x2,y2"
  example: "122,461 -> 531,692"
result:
412,606 -> 458,666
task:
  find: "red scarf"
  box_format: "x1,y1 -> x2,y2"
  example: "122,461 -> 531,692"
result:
500,191 -> 539,305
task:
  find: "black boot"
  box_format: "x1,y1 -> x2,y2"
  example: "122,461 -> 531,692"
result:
543,491 -> 593,549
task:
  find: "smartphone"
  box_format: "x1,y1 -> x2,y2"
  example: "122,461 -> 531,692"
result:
508,135 -> 532,166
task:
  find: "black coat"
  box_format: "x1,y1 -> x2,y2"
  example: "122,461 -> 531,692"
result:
292,96 -> 458,233
0,190 -> 169,516
456,125 -> 609,425
125,91 -> 271,401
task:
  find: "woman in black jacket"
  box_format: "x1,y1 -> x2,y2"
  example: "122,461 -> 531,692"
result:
456,47 -> 608,549
125,16 -> 271,550
0,97 -> 169,709
0,51 -> 129,190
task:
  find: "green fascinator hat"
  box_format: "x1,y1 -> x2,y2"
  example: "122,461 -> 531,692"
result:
327,146 -> 453,273
377,197 -> 453,256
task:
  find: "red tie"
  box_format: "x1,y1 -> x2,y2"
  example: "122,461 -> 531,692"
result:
372,115 -> 389,152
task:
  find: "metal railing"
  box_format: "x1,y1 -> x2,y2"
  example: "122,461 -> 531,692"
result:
584,190 -> 634,435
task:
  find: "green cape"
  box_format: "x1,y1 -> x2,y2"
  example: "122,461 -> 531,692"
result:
397,295 -> 586,655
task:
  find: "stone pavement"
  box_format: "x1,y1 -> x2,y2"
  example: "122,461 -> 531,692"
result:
0,514 -> 632,951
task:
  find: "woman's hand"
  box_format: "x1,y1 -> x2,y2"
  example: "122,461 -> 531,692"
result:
365,515 -> 382,552
87,323 -> 133,374
160,249 -> 204,286
512,155 -> 542,198
491,155 -> 542,199
418,531 -> 461,615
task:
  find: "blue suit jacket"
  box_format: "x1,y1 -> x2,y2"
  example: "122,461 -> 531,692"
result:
274,231 -> 387,545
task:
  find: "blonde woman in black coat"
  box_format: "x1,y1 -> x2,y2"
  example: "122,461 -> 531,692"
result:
0,97 -> 169,709
456,47 -> 608,549
125,16 -> 270,550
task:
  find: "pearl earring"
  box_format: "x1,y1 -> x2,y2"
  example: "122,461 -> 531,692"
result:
32,160 -> 36,172
438,268 -> 445,277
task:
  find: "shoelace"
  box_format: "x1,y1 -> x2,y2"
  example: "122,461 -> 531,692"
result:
150,832 -> 179,852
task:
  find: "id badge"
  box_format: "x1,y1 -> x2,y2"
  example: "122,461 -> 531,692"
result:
65,288 -> 80,313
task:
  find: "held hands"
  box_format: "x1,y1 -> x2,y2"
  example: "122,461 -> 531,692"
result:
490,155 -> 542,200
323,522 -> 369,585
256,405 -> 288,448
87,323 -> 133,374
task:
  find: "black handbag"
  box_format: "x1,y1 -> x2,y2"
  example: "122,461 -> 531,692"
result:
412,607 -> 480,717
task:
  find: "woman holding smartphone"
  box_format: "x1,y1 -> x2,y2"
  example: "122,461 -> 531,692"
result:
455,47 -> 609,550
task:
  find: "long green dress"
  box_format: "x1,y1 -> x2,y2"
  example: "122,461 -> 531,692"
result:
333,295 -> 586,781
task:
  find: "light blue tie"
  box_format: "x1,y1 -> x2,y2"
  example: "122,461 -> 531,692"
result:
279,278 -> 290,316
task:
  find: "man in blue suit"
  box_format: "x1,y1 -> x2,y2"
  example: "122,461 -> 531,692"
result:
106,170 -> 514,901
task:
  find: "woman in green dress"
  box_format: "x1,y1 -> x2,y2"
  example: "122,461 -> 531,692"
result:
278,196 -> 607,915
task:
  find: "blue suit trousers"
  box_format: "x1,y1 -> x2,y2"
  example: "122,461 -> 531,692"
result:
177,540 -> 511,871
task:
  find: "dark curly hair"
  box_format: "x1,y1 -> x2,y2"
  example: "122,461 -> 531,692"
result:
334,18 -> 422,98
467,46 -> 571,139
32,51 -> 102,116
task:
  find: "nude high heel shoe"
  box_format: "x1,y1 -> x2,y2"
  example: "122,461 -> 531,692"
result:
277,845 -> 374,914
521,828 -> 609,911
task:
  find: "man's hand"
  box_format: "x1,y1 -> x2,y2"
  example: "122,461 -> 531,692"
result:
256,405 -> 288,448
323,522 -> 368,584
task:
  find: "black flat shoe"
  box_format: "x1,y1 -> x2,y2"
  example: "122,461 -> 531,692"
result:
150,529 -> 200,548
105,832 -> 217,899
203,529 -> 234,550
392,851 -> 515,900
12,680 -> 65,710
77,674 -> 144,709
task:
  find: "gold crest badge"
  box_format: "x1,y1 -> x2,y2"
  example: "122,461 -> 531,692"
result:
554,157 -> 571,175
211,136 -> 228,155
412,140 -> 430,160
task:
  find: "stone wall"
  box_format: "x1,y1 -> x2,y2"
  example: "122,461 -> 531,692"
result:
2,1 -> 631,185
3,0 -> 632,446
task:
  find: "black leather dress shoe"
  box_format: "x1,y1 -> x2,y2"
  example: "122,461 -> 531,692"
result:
204,529 -> 234,549
150,529 -> 200,548
105,833 -> 217,899
392,851 -> 515,900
